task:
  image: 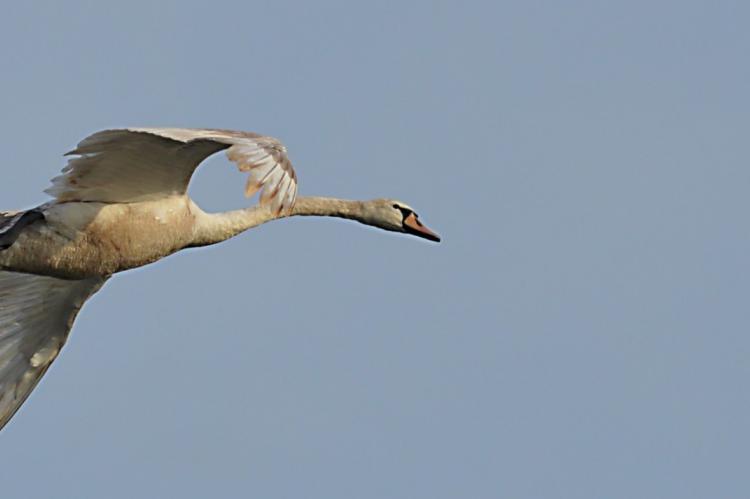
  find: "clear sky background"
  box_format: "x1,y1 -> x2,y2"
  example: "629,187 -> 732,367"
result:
1,1 -> 748,498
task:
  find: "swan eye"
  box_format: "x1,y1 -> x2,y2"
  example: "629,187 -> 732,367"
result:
392,204 -> 412,219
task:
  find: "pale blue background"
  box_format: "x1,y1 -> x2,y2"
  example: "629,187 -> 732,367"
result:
1,1 -> 749,498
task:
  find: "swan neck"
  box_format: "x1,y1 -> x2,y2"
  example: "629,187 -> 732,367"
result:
189,196 -> 366,247
290,197 -> 365,220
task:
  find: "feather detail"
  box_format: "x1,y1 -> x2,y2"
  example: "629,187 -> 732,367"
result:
47,128 -> 299,211
0,272 -> 106,430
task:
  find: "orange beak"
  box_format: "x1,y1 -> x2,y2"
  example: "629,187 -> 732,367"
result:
403,212 -> 441,242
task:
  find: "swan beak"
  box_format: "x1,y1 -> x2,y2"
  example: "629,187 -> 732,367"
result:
403,213 -> 441,242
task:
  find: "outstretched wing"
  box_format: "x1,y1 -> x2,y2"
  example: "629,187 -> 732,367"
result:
46,128 -> 298,214
0,271 -> 106,430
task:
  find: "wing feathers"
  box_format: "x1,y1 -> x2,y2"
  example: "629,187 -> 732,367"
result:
223,137 -> 297,214
47,128 -> 298,211
0,272 -> 106,431
46,130 -> 227,202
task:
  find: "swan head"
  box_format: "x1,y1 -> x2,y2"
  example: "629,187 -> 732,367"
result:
364,199 -> 441,242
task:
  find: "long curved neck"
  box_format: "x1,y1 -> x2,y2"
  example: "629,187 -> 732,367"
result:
190,196 -> 366,246
290,196 -> 365,220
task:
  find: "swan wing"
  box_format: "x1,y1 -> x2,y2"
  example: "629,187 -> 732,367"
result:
0,271 -> 106,431
46,128 -> 298,213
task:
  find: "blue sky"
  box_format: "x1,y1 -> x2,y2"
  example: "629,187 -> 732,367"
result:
1,1 -> 749,498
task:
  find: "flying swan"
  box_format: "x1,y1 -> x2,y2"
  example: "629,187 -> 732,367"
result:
0,127 -> 440,431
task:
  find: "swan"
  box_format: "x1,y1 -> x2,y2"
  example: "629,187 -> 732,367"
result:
0,127 -> 440,431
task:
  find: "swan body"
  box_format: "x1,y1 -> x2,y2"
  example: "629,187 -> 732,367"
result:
0,197 -> 197,279
0,127 -> 439,430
